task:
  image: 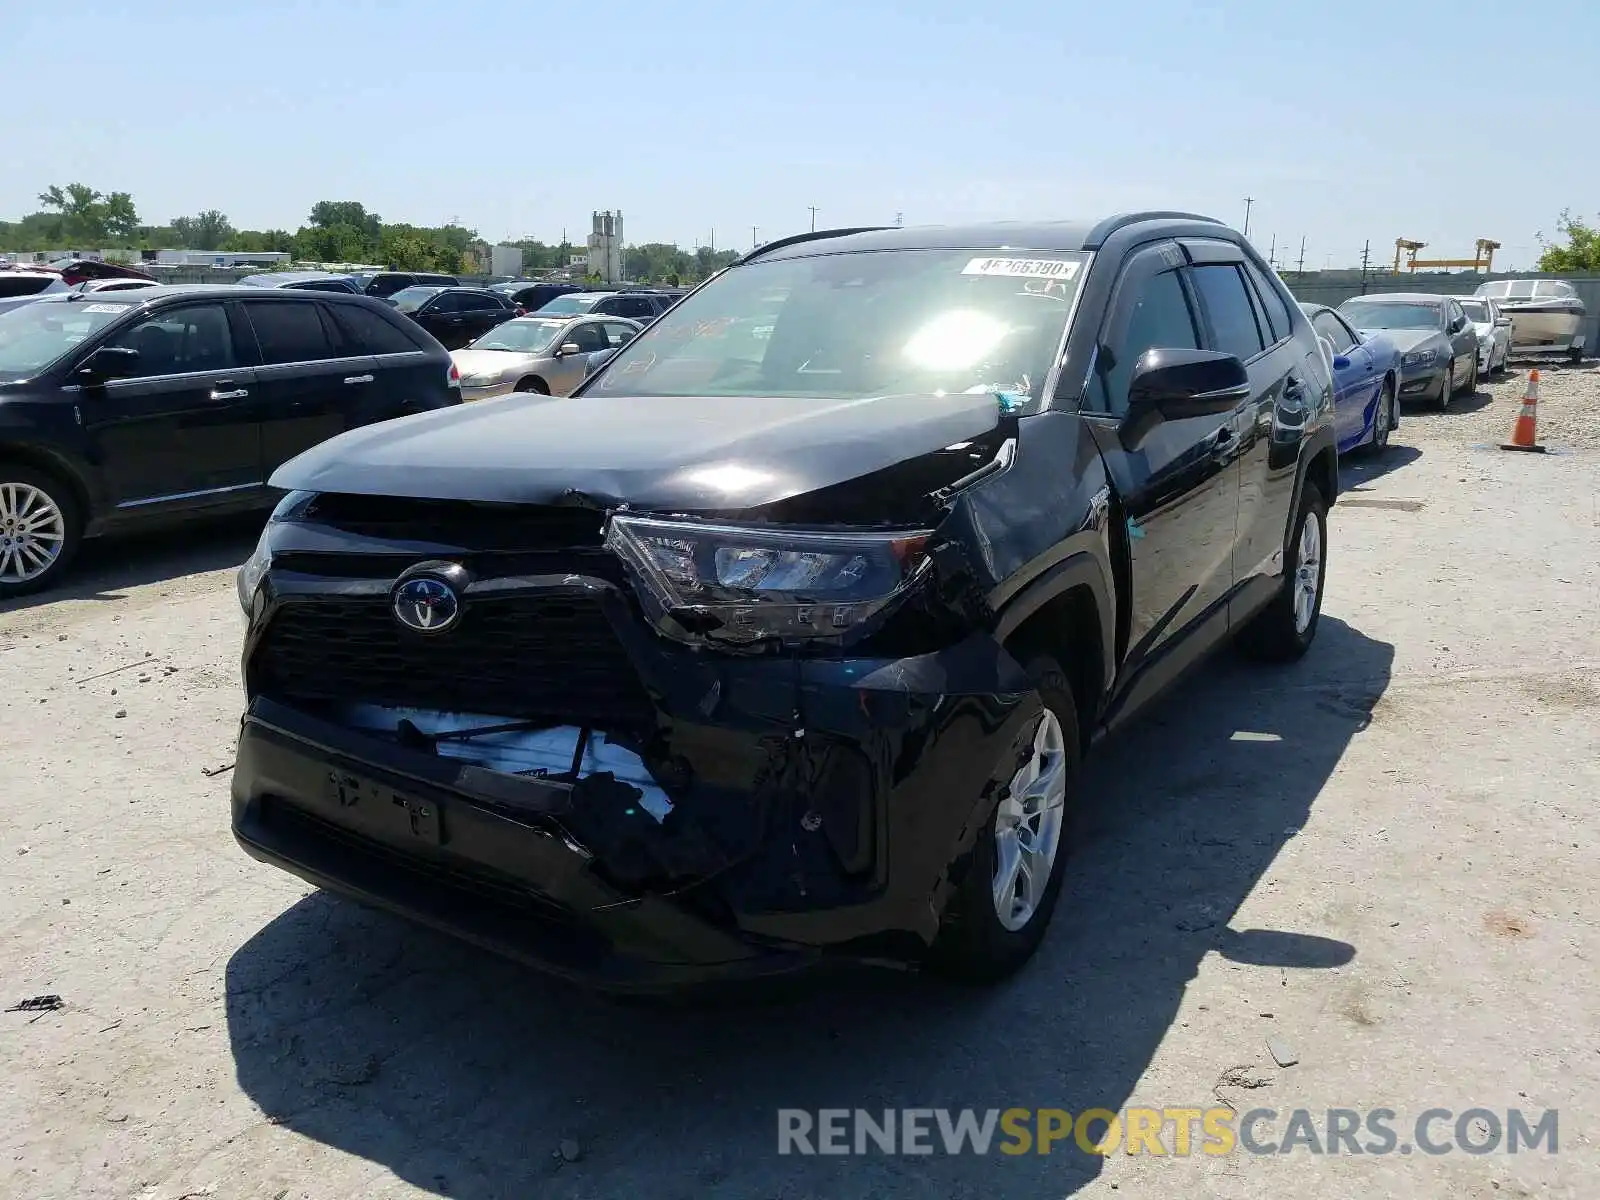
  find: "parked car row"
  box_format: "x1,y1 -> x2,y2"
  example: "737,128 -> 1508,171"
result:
0,286 -> 462,595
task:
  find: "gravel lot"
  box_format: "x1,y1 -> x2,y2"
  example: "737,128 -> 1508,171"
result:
2,363 -> 1597,1199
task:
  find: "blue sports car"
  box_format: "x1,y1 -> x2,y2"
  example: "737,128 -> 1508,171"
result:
1298,302 -> 1402,455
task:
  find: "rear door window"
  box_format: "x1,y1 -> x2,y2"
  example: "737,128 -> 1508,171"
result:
243,301 -> 335,364
1242,262 -> 1292,344
329,304 -> 422,354
1311,311 -> 1355,353
1191,264 -> 1266,361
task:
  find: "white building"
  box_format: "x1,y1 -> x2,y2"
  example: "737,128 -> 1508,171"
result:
586,210 -> 624,283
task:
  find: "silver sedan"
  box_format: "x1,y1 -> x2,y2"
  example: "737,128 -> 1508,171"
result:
449,315 -> 642,400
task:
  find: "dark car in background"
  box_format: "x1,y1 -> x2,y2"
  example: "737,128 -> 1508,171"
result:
237,271 -> 362,294
349,271 -> 461,298
44,259 -> 158,287
0,286 -> 461,595
386,286 -> 517,349
1336,293 -> 1480,409
230,213 -> 1339,992
489,281 -> 583,313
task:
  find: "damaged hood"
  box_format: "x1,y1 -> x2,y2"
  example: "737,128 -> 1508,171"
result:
270,390 -> 1004,511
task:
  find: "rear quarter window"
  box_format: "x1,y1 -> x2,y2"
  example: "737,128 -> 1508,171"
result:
329,303 -> 425,354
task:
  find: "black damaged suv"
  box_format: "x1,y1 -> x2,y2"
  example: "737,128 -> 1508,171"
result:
231,214 -> 1338,989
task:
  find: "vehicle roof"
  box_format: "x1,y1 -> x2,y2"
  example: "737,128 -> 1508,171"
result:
1342,292 -> 1447,304
745,213 -> 1227,262
240,270 -> 354,284
34,284 -> 377,304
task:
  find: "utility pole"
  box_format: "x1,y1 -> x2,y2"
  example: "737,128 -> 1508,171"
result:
710,228 -> 715,253
1360,240 -> 1371,295
894,212 -> 903,227
1242,197 -> 1254,238
751,225 -> 758,249
1296,236 -> 1307,278
1268,234 -> 1276,270
808,206 -> 818,232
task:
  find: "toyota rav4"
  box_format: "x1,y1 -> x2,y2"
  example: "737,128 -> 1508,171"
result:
231,213 -> 1338,990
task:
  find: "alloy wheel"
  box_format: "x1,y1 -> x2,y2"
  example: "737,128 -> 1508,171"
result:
1293,508 -> 1324,634
991,710 -> 1069,932
0,482 -> 67,584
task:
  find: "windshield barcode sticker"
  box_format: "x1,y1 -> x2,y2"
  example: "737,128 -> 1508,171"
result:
961,257 -> 1080,280
80,303 -> 131,313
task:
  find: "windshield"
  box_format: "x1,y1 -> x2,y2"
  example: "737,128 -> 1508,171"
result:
593,249 -> 1088,401
389,286 -> 444,313
536,293 -> 602,315
1339,301 -> 1440,330
1458,300 -> 1490,323
468,319 -> 568,352
0,299 -> 134,381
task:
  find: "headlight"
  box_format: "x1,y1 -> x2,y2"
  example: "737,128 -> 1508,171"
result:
460,373 -> 493,386
1401,349 -> 1437,368
604,514 -> 931,645
236,527 -> 272,617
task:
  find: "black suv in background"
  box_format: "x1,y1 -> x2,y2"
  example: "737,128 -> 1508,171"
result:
386,286 -> 518,349
0,287 -> 461,596
232,214 -> 1337,990
349,271 -> 460,298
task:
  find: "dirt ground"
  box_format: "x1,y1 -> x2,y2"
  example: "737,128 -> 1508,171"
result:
2,362 -> 1597,1199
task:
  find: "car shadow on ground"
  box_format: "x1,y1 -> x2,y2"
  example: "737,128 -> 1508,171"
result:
226,617 -> 1392,1199
1339,443 -> 1421,488
0,513 -> 263,616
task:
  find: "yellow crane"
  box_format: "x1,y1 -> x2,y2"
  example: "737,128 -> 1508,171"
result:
1392,238 -> 1501,273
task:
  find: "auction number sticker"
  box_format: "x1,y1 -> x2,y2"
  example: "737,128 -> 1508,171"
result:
961,257 -> 1080,280
80,303 -> 132,313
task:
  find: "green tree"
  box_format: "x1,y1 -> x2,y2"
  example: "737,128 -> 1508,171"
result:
170,209 -> 236,251
38,183 -> 110,244
225,228 -> 295,253
307,201 -> 383,242
295,222 -> 375,264
102,192 -> 140,241
1537,211 -> 1600,272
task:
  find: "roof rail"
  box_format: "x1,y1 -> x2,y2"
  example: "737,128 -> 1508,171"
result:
738,226 -> 892,265
1083,211 -> 1223,248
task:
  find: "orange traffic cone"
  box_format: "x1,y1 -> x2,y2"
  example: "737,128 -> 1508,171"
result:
1501,369 -> 1546,453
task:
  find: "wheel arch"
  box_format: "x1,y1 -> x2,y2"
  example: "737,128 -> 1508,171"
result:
992,553 -> 1114,749
0,443 -> 96,532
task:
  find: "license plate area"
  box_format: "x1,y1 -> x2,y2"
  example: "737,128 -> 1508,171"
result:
326,770 -> 444,845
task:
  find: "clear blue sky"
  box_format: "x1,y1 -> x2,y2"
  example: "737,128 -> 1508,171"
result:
5,0 -> 1595,270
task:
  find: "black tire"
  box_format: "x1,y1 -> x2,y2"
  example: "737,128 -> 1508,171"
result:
1435,363 -> 1453,410
514,377 -> 549,394
1366,380 -> 1394,455
1568,347 -> 1585,365
0,463 -> 82,599
927,654 -> 1081,984
1237,482 -> 1327,663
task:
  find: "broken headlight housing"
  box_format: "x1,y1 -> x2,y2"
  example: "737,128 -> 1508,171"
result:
605,514 -> 932,645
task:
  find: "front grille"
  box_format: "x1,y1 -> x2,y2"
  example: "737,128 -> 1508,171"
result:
254,592 -> 655,727
303,493 -> 606,551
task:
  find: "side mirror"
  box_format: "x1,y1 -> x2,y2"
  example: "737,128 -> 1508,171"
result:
76,345 -> 141,380
1331,354 -> 1352,371
1496,316 -> 1513,327
1119,348 -> 1249,448
556,342 -> 582,357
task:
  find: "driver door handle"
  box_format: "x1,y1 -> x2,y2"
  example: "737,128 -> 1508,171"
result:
344,374 -> 374,385
209,382 -> 248,400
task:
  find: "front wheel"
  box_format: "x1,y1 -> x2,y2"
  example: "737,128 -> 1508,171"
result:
1436,364 -> 1454,410
928,655 -> 1080,984
1368,381 -> 1393,454
0,466 -> 82,598
1237,482 -> 1327,663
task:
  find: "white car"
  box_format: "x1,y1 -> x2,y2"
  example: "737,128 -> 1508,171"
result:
1457,295 -> 1512,375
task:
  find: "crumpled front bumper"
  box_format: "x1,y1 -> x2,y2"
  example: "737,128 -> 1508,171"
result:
232,632 -> 1043,993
